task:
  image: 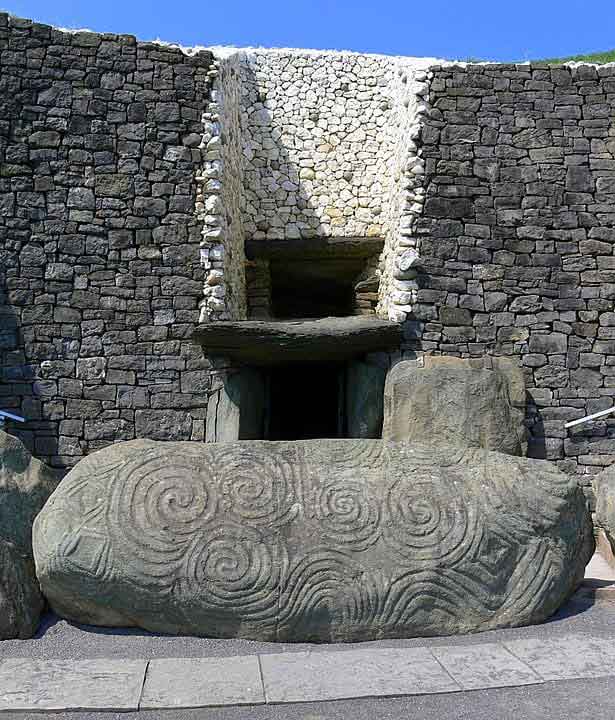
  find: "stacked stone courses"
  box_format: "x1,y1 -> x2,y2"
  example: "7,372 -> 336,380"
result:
414,62 -> 615,501
0,13 -> 214,467
3,10 -> 615,494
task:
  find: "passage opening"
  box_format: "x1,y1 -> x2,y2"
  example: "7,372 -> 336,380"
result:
269,258 -> 365,319
268,363 -> 343,440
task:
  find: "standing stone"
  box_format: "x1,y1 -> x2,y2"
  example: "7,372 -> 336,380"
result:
383,356 -> 527,456
594,465 -> 615,553
0,431 -> 59,639
345,360 -> 386,438
34,438 -> 591,642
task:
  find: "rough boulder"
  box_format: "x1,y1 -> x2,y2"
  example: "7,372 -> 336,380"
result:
0,431 -> 59,639
383,356 -> 527,455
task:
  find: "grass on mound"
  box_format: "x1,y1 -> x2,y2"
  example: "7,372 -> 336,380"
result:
535,49 -> 615,64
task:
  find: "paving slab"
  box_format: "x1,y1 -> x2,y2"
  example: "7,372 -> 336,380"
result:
260,647 -> 461,704
431,642 -> 542,690
505,635 -> 615,681
0,658 -> 147,713
139,656 -> 265,709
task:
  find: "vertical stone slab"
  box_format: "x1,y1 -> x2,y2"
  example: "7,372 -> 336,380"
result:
206,368 -> 266,442
345,359 -> 387,438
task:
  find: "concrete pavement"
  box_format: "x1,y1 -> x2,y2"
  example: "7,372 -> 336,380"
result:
2,630 -> 615,712
0,552 -> 614,716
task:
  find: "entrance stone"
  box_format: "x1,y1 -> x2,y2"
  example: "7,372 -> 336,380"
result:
382,356 -> 527,455
34,438 -> 591,642
0,431 -> 59,639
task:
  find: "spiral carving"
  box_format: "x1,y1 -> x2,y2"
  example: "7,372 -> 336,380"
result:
315,480 -> 381,551
216,446 -> 298,528
110,448 -> 217,585
383,470 -> 474,565
35,438 -> 588,642
184,523 -> 284,621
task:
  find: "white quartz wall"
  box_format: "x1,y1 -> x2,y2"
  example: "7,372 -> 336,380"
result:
198,52 -> 247,322
199,47 -> 435,323
238,50 -> 396,241
378,61 -> 433,322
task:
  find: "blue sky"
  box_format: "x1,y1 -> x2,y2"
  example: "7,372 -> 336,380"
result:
2,0 -> 614,62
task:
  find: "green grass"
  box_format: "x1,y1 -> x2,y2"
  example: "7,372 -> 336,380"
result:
462,50 -> 615,65
535,49 -> 615,64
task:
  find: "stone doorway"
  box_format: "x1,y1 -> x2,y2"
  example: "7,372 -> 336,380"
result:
267,362 -> 344,440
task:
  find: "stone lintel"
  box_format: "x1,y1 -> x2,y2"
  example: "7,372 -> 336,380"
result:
245,237 -> 384,261
192,316 -> 402,366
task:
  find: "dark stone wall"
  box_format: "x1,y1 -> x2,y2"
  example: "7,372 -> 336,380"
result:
414,62 -> 615,502
0,14 -> 214,468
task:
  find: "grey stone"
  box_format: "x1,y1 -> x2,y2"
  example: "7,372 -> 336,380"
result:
382,356 -> 527,456
431,643 -> 541,690
95,174 -> 134,198
424,197 -> 473,219
593,465 -> 615,553
140,657 -> 265,709
528,332 -> 568,354
28,130 -> 61,148
76,357 -> 106,383
0,658 -> 147,712
596,177 -> 615,194
566,166 -> 594,193
134,197 -> 167,216
135,409 -> 193,440
0,431 -> 59,639
206,368 -> 267,443
504,636 -> 615,681
67,187 -> 95,210
261,647 -> 461,703
440,306 -> 472,325
33,438 -> 592,642
193,317 -> 403,366
345,360 -> 386,438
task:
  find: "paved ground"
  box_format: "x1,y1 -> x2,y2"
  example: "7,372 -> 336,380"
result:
1,553 -> 615,718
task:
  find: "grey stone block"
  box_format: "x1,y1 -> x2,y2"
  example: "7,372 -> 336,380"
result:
431,643 -> 541,690
505,636 -> 615,681
0,659 -> 147,712
140,657 -> 265,709
0,431 -> 59,639
566,166 -> 594,192
382,356 -> 527,456
135,409 -> 193,440
528,332 -> 568,354
260,648 -> 461,703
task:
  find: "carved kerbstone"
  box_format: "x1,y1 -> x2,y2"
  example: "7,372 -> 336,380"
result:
33,439 -> 592,642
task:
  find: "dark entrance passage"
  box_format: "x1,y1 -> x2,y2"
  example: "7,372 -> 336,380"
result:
268,363 -> 342,440
269,258 -> 366,319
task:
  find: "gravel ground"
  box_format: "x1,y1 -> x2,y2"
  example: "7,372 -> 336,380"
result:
0,592 -> 612,662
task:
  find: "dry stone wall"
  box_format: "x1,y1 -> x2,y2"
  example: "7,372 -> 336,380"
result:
413,62 -> 615,500
0,14 -> 214,468
2,10 -> 615,492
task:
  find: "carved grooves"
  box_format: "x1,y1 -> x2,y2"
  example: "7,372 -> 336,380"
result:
41,440 -> 586,640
